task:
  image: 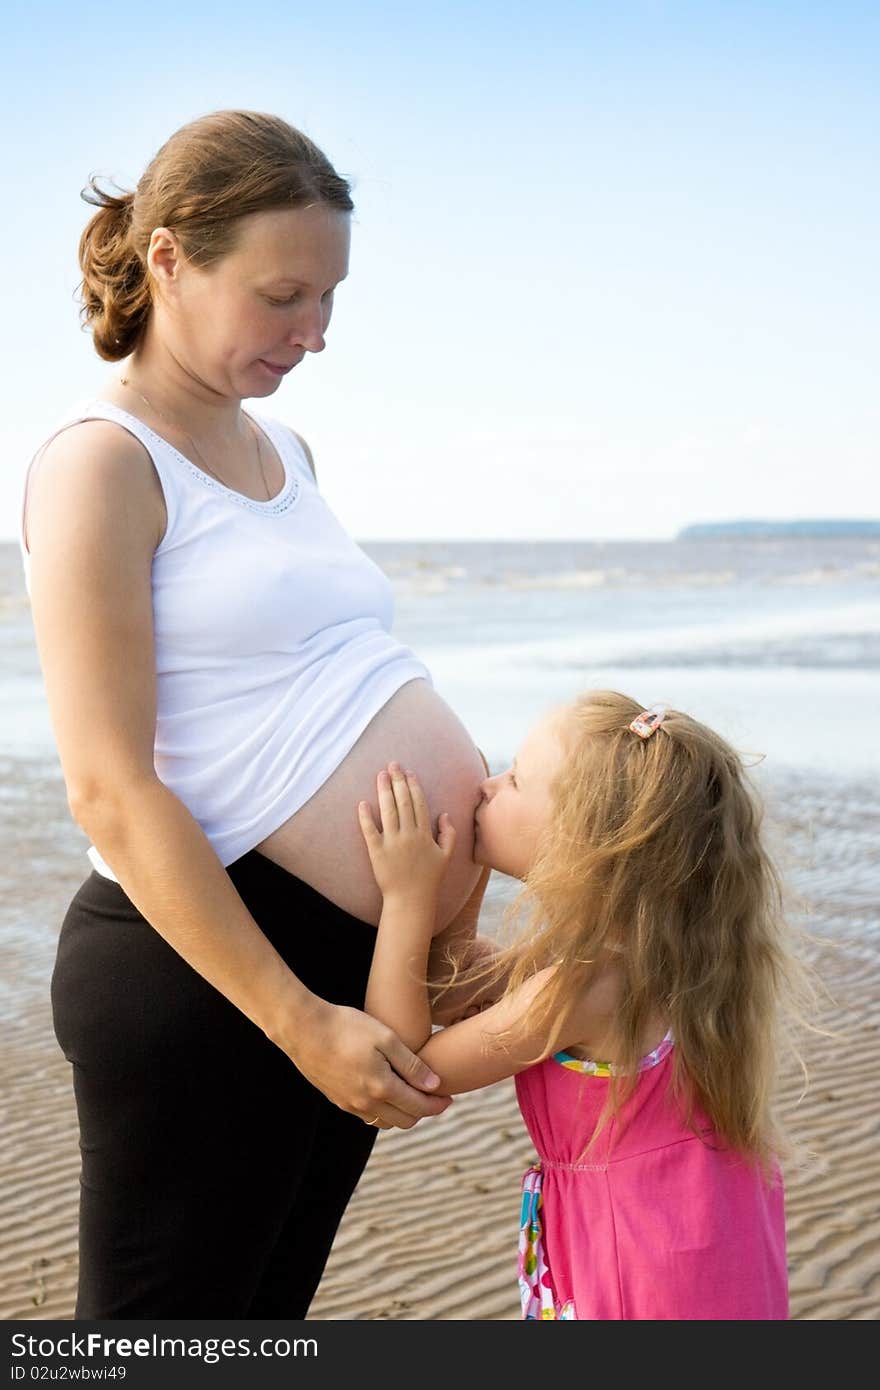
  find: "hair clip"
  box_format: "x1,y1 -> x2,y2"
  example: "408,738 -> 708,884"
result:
629,705 -> 667,739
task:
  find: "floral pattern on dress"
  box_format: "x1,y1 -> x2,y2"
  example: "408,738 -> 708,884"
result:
518,1165 -> 576,1319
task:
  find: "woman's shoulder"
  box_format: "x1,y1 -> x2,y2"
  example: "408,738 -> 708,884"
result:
34,395 -> 158,465
246,410 -> 317,483
25,405 -> 166,553
288,427 -> 317,480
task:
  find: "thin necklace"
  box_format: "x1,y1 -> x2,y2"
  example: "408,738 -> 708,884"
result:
118,376 -> 272,501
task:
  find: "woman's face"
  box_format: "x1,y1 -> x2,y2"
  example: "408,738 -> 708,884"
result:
148,203 -> 351,399
473,707 -> 569,879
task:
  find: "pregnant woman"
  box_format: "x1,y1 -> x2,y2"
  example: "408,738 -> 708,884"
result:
20,110 -> 488,1319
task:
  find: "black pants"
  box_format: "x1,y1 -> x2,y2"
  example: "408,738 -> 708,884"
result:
51,851 -> 379,1319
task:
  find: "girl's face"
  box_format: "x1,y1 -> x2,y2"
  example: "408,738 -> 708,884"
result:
148,203 -> 351,399
474,708 -> 569,879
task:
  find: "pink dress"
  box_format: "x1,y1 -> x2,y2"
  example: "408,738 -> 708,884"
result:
514,1035 -> 788,1320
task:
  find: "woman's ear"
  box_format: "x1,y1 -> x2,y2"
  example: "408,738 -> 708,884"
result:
146,227 -> 184,288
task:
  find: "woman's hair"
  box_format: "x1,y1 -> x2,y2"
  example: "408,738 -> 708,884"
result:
442,689 -> 815,1170
77,109 -> 354,361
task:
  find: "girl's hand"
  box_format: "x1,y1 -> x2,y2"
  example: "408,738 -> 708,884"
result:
358,763 -> 456,901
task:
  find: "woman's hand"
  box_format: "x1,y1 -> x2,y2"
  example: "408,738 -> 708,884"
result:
284,994 -> 452,1130
358,763 -> 456,904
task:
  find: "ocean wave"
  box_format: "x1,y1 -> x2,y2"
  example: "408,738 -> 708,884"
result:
774,563 -> 880,586
606,632 -> 880,670
415,603 -> 880,672
384,561 -> 878,594
392,565 -> 746,592
506,569 -> 620,589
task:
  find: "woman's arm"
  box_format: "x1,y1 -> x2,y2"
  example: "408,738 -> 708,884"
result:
25,425 -> 449,1128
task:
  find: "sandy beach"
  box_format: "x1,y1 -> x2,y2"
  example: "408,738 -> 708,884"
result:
1,758 -> 878,1322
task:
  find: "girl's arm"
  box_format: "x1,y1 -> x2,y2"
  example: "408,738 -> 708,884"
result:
360,765 -> 454,1046
416,968 -> 562,1094
25,426 -> 450,1128
426,865 -> 513,1026
360,766 -> 578,1095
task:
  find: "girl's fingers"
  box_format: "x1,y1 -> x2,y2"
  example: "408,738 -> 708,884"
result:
437,812 -> 457,860
388,762 -> 415,829
376,769 -> 399,832
357,800 -> 380,847
405,770 -> 431,831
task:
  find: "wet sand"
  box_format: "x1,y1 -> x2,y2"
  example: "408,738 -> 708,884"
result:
1,761 -> 878,1320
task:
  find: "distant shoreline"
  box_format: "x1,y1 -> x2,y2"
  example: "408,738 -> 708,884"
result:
678,520 -> 880,540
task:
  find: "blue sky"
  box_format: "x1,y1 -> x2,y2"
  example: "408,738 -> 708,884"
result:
2,0 -> 877,539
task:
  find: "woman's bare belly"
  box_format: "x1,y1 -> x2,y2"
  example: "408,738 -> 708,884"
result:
255,678 -> 485,927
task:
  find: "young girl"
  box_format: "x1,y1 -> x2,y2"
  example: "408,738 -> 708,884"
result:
357,689 -> 805,1321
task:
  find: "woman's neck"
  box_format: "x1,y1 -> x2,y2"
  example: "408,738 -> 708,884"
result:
108,341 -> 246,447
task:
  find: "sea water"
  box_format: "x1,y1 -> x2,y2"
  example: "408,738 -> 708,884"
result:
1,535 -> 878,965
367,535 -> 880,781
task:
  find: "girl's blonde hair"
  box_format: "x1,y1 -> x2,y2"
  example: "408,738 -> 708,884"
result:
77,109 -> 354,361
450,690 -> 814,1169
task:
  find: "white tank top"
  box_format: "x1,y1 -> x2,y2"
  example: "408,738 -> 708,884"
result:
20,398 -> 432,881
